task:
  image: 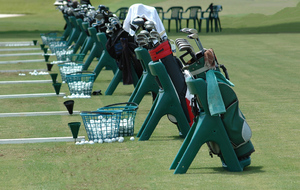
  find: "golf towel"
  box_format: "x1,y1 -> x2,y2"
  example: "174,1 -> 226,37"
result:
122,3 -> 167,39
206,69 -> 226,116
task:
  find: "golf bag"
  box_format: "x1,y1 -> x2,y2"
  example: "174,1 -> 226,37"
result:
185,48 -> 255,160
148,40 -> 194,126
106,27 -> 143,84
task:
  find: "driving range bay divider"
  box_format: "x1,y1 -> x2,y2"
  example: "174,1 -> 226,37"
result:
0,69 -> 47,73
0,47 -> 41,52
0,93 -> 66,99
0,59 -> 45,64
0,136 -> 86,144
0,111 -> 80,117
0,52 -> 44,57
0,41 -> 38,47
0,80 -> 53,84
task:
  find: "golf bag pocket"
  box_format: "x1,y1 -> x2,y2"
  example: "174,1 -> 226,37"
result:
148,40 -> 172,61
222,100 -> 252,149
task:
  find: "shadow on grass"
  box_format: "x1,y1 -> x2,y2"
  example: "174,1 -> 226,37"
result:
186,165 -> 264,175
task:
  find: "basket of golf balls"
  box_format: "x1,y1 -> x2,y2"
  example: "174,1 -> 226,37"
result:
54,46 -> 85,62
40,32 -> 63,45
98,102 -> 138,137
65,71 -> 95,97
49,41 -> 68,53
80,110 -> 122,141
58,62 -> 84,83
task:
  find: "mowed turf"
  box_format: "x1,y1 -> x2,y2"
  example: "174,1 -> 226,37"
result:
1,0 -> 300,189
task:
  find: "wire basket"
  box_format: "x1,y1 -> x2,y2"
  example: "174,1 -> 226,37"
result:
65,71 -> 95,97
98,102 -> 138,136
80,110 -> 122,141
55,46 -> 85,63
49,41 -> 68,53
40,33 -> 64,45
58,63 -> 83,83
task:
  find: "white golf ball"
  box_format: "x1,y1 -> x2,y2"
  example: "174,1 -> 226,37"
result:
130,137 -> 135,141
118,137 -> 124,143
98,139 -> 103,144
89,141 -> 94,144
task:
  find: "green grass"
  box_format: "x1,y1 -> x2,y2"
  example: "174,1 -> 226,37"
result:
0,0 -> 300,189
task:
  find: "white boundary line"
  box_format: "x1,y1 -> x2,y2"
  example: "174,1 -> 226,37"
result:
0,52 -> 42,57
0,69 -> 47,73
0,111 -> 80,117
0,59 -> 45,64
0,136 -> 86,144
0,48 -> 41,52
0,93 -> 66,99
0,80 -> 52,84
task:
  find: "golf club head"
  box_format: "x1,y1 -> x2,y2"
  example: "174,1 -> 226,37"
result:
132,17 -> 145,27
140,30 -> 150,37
180,28 -> 190,33
150,31 -> 161,41
178,45 -> 194,52
187,33 -> 199,40
137,33 -> 148,40
145,24 -> 155,32
145,20 -> 155,26
187,28 -> 198,34
138,41 -> 148,47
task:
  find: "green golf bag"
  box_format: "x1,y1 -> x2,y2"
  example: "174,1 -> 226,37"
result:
185,49 -> 255,162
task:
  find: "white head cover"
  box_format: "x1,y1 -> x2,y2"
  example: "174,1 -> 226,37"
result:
122,3 -> 167,39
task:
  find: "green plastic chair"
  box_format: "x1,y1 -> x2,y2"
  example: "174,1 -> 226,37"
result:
137,61 -> 190,140
180,6 -> 202,32
170,77 -> 252,174
67,16 -> 81,46
92,33 -> 118,80
82,27 -> 103,70
113,7 -> 128,21
162,6 -> 184,32
200,4 -> 222,32
128,47 -> 159,104
154,7 -> 164,19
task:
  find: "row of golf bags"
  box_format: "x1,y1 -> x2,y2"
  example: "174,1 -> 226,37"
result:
55,1 -> 254,164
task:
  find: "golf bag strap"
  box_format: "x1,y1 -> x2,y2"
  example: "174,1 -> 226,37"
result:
148,40 -> 172,61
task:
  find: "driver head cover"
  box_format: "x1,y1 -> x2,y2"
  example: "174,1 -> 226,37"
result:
204,49 -> 216,69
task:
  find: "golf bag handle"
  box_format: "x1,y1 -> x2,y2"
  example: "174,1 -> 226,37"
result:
219,64 -> 230,80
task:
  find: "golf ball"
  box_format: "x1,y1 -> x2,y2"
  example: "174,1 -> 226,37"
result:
89,141 -> 94,144
130,137 -> 135,141
118,137 -> 124,143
